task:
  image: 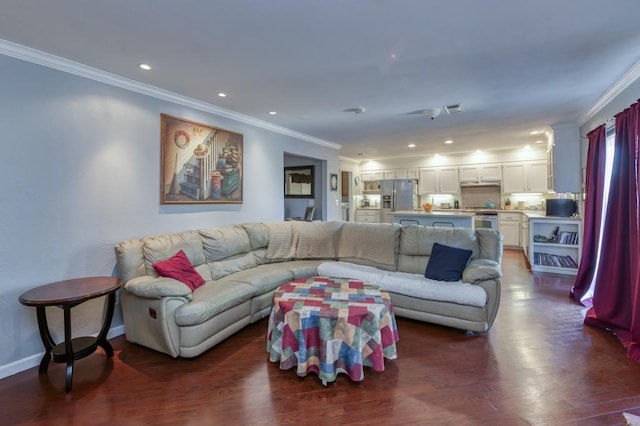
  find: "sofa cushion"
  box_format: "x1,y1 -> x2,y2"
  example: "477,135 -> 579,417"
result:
217,263 -> 294,295
424,243 -> 472,282
337,222 -> 399,270
142,230 -> 205,276
265,221 -> 295,260
318,261 -> 487,307
153,250 -> 205,291
207,252 -> 259,280
175,281 -> 255,326
199,225 -> 251,262
399,225 -> 479,258
240,222 -> 270,250
293,221 -> 342,259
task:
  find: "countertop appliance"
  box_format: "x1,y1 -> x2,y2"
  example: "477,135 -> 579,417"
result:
546,199 -> 577,217
380,179 -> 418,223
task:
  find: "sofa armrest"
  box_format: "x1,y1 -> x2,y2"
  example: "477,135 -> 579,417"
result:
462,259 -> 502,284
123,276 -> 193,300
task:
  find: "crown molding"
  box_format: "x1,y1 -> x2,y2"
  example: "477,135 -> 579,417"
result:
0,39 -> 341,150
579,58 -> 640,125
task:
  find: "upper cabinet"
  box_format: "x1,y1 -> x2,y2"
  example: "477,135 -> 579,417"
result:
458,164 -> 502,183
419,167 -> 459,194
394,168 -> 419,179
364,168 -> 419,181
503,162 -> 547,193
362,170 -> 384,181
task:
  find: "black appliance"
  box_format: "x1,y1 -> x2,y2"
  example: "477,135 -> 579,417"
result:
546,199 -> 577,217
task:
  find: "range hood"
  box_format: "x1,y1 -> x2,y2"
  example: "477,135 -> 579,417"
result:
460,181 -> 502,187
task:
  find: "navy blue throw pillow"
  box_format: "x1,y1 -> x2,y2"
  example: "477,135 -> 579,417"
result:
424,242 -> 473,282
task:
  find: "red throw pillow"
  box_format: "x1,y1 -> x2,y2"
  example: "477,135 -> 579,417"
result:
153,250 -> 205,291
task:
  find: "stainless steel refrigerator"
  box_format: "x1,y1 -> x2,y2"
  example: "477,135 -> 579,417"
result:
380,179 -> 418,223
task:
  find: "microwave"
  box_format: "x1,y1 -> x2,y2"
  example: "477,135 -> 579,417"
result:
546,199 -> 577,217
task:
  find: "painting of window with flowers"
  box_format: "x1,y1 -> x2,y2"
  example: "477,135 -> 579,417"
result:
161,113 -> 243,204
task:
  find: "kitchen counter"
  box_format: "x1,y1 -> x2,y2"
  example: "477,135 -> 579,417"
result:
390,210 -> 475,228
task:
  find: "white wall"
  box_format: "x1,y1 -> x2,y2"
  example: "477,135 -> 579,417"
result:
0,53 -> 339,377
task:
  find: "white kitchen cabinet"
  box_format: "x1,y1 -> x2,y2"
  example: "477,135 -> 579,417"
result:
459,164 -> 502,183
355,209 -> 381,223
502,162 -> 547,193
406,168 -> 419,179
361,171 -> 384,182
383,169 -> 396,179
394,168 -> 419,179
498,212 -> 521,247
530,217 -> 582,275
419,167 -> 459,194
521,217 -> 530,257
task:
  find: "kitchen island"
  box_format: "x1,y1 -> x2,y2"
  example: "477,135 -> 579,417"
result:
391,210 -> 475,228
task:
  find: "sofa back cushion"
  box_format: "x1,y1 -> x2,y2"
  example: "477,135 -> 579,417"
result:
199,225 -> 251,262
240,222 -> 270,250
264,221 -> 296,261
293,221 -> 342,259
475,228 -> 503,263
397,225 -> 479,274
337,222 -> 400,271
141,230 -> 206,277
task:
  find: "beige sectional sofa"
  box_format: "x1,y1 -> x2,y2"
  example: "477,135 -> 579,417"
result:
115,221 -> 503,358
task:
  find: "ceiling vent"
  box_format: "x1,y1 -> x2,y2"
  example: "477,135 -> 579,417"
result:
443,104 -> 464,114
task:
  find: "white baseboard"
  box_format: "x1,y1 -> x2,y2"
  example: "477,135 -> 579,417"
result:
0,324 -> 125,380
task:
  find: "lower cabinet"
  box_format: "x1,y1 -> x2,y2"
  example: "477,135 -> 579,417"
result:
529,217 -> 582,275
355,209 -> 380,223
498,212 -> 521,247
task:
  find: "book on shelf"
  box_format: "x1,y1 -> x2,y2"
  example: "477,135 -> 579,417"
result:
551,231 -> 578,245
533,252 -> 578,268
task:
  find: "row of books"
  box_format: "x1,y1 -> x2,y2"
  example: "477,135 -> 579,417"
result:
533,252 -> 578,268
551,231 -> 579,245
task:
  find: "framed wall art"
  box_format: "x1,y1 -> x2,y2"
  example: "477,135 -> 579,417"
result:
284,165 -> 314,198
330,173 -> 338,191
160,113 -> 243,204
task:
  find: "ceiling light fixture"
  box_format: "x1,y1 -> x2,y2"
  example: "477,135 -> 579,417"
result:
444,140 -> 453,144
408,143 -> 416,148
139,64 -> 151,70
443,104 -> 463,114
269,111 -> 277,115
343,107 -> 366,114
217,92 -> 227,98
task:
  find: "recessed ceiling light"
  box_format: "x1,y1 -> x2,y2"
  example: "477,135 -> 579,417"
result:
217,92 -> 227,98
444,140 -> 453,144
139,64 -> 151,70
269,111 -> 277,115
408,143 -> 416,148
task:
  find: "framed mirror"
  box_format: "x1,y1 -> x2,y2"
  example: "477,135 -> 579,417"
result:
284,165 -> 314,198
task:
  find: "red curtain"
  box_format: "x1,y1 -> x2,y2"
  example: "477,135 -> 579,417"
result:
584,100 -> 640,362
571,125 -> 607,304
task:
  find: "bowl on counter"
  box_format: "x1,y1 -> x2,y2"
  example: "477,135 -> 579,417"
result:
422,203 -> 433,212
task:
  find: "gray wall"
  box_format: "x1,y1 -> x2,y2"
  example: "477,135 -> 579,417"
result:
0,53 -> 339,377
580,77 -> 640,165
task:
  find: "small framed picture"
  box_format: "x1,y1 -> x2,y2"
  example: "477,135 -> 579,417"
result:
330,173 -> 338,191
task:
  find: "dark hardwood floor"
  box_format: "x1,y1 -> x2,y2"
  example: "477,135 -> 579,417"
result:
3,250 -> 640,425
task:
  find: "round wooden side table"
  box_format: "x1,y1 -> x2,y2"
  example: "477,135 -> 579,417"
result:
19,276 -> 121,392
